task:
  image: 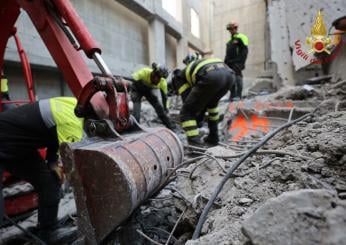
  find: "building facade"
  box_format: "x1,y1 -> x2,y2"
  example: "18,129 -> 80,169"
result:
4,0 -> 214,100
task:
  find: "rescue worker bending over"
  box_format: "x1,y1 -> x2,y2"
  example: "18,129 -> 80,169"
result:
0,97 -> 82,244
130,63 -> 175,130
172,55 -> 235,145
224,22 -> 248,101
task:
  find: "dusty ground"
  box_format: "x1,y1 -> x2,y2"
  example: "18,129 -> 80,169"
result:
115,78 -> 346,245
1,78 -> 346,244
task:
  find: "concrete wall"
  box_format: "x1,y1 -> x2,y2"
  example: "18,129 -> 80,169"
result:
165,34 -> 178,70
268,0 -> 346,85
3,63 -> 72,100
212,0 -> 267,77
177,0 -> 213,64
5,0 -> 149,75
328,34 -> 346,82
3,0 -> 213,99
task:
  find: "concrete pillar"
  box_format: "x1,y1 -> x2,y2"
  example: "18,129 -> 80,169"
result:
148,18 -> 166,65
176,37 -> 188,67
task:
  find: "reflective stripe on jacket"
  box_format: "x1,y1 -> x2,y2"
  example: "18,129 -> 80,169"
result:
49,97 -> 84,144
228,33 -> 249,46
132,67 -> 168,95
184,58 -> 223,85
1,78 -> 9,93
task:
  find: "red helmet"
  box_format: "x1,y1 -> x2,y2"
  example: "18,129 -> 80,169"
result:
226,22 -> 239,30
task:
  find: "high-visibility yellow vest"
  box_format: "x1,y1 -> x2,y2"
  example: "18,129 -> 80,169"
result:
50,97 -> 84,144
228,33 -> 249,56
132,67 -> 168,95
228,33 -> 249,46
185,58 -> 223,85
1,78 -> 9,93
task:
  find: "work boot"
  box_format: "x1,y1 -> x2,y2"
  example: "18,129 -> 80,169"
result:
204,120 -> 219,146
203,135 -> 219,146
38,225 -> 78,245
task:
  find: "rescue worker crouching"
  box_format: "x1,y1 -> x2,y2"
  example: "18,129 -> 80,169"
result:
0,97 -> 82,244
129,63 -> 176,130
172,55 -> 235,146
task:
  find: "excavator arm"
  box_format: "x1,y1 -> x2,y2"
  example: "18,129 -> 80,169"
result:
1,0 -> 118,125
0,0 -> 183,243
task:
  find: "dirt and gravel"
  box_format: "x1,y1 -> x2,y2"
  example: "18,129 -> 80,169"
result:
1,78 -> 346,245
115,78 -> 346,245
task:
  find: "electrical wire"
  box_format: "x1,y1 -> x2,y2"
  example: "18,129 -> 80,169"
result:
192,109 -> 317,239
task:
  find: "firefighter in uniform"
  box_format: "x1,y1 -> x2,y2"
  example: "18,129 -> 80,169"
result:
130,63 -> 175,129
0,97 -> 82,243
224,22 -> 248,101
172,56 -> 235,145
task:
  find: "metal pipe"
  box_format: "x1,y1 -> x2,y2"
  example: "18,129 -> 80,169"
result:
52,0 -> 101,58
92,53 -> 113,76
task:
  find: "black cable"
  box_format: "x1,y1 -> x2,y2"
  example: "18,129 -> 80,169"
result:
192,110 -> 317,239
3,214 -> 46,245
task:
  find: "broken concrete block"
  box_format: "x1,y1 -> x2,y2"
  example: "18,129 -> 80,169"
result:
238,198 -> 254,206
248,78 -> 277,96
242,189 -> 346,245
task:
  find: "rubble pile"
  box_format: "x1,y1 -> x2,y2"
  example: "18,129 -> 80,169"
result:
1,78 -> 345,244
117,79 -> 346,245
242,189 -> 346,245
178,110 -> 346,245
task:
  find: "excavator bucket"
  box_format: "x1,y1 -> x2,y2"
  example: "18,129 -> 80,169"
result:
60,126 -> 183,244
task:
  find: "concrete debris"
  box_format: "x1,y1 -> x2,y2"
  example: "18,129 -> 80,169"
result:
181,109 -> 346,244
66,71 -> 343,245
247,78 -> 277,97
2,75 -> 346,244
297,75 -> 333,85
242,189 -> 346,245
0,192 -> 76,244
238,198 -> 253,206
274,86 -> 321,100
111,74 -> 346,245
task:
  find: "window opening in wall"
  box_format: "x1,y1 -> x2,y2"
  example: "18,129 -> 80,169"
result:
162,0 -> 177,19
190,8 -> 200,38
